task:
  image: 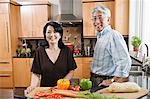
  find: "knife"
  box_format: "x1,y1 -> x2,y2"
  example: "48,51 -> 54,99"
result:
90,85 -> 107,93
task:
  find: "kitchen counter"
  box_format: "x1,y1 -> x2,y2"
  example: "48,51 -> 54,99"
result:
13,88 -> 150,99
1,86 -> 150,99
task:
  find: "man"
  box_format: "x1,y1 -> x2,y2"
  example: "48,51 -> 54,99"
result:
90,5 -> 132,87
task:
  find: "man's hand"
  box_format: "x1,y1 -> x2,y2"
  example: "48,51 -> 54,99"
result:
115,77 -> 129,83
99,77 -> 128,86
99,79 -> 113,86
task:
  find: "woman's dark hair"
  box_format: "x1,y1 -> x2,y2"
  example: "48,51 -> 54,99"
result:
43,21 -> 65,49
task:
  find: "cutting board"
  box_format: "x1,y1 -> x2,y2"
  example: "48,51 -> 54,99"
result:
97,88 -> 149,99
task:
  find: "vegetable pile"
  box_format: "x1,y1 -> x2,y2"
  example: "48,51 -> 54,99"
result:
77,91 -> 125,99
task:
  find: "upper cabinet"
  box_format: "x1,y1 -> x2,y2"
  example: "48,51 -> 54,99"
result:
82,0 -> 129,37
115,0 -> 129,36
19,1 -> 51,38
82,0 -> 115,37
0,13 -> 10,63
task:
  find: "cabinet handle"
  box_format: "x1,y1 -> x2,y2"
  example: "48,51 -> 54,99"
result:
5,20 -> 9,52
0,74 -> 11,77
0,61 -> 9,63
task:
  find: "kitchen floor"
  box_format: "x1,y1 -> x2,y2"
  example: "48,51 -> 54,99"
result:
0,89 -> 14,99
0,88 -> 26,99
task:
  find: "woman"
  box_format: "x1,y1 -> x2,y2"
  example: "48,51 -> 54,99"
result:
25,21 -> 77,94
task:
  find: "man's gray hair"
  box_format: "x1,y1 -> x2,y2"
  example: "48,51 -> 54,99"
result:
92,5 -> 111,18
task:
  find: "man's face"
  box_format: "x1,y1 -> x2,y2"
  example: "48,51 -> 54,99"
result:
92,12 -> 110,32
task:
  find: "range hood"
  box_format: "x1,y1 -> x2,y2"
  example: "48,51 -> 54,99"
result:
54,14 -> 82,23
53,0 -> 82,24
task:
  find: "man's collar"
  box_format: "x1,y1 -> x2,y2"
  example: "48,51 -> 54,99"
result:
97,25 -> 111,38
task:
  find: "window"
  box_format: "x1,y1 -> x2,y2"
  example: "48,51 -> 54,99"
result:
129,0 -> 150,56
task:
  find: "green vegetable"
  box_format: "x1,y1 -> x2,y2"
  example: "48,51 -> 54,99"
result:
26,48 -> 31,53
79,79 -> 92,90
21,48 -> 26,53
76,91 -> 125,99
16,48 -> 21,53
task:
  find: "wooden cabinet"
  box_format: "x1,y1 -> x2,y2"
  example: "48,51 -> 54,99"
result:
82,1 -> 115,37
0,1 -> 21,88
19,2 -> 51,38
82,0 -> 129,37
82,57 -> 92,78
115,0 -> 129,35
74,57 -> 92,79
13,58 -> 33,87
0,71 -> 13,88
74,58 -> 83,79
0,13 -> 10,63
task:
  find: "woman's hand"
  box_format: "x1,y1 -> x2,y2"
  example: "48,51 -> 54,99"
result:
24,86 -> 36,95
24,73 -> 40,95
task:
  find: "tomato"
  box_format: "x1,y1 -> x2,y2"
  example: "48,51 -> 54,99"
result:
68,85 -> 80,91
34,92 -> 63,99
33,95 -> 40,99
46,94 -> 63,99
74,85 -> 80,91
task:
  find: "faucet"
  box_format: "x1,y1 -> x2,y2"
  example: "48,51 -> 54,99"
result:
137,42 -> 149,58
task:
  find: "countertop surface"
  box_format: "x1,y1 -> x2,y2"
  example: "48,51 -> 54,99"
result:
13,88 -> 150,99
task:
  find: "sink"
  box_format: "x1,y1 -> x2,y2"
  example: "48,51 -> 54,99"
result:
129,71 -> 143,76
130,57 -> 142,72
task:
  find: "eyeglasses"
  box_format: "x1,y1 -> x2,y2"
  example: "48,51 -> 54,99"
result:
91,16 -> 105,21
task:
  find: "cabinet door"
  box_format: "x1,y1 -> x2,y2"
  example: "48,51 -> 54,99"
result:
0,14 -> 10,62
83,1 -> 115,37
13,58 -> 32,87
32,5 -> 49,37
0,3 -> 8,14
0,71 -> 13,88
20,4 -> 50,38
74,58 -> 83,79
83,2 -> 96,37
20,6 -> 33,37
115,0 -> 129,35
82,58 -> 92,78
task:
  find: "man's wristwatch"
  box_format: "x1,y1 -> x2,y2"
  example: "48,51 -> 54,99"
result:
111,78 -> 115,82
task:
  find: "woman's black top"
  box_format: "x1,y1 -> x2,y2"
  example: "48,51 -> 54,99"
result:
31,46 -> 77,87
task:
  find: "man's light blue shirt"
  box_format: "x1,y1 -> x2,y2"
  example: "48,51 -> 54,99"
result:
91,25 -> 132,77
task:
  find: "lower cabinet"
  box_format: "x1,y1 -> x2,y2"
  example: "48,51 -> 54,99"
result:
74,58 -> 83,79
82,57 -> 92,79
13,58 -> 33,87
13,57 -> 92,87
74,57 -> 92,79
0,71 -> 13,88
0,62 -> 13,88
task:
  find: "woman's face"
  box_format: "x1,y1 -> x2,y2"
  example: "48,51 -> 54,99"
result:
46,26 -> 61,44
